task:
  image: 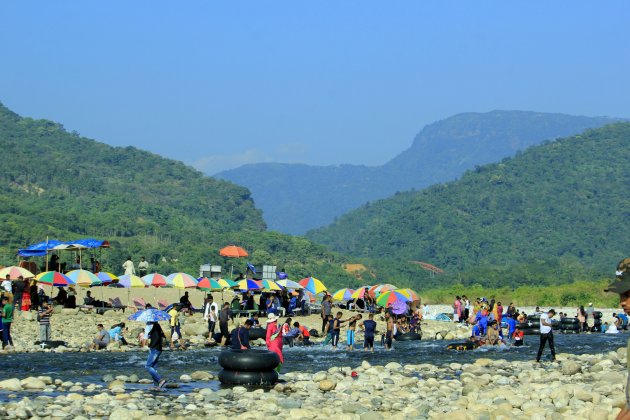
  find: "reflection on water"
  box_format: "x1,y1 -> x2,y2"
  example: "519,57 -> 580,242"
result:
1,333 -> 626,385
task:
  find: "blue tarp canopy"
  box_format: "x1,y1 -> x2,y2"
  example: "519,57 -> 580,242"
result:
18,238 -> 110,257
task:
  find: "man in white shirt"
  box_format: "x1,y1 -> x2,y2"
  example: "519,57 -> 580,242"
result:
122,256 -> 135,276
203,296 -> 218,334
536,309 -> 556,363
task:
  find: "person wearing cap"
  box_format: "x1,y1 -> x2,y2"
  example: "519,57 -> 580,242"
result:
265,313 -> 284,372
535,309 -> 556,363
604,267 -> 630,420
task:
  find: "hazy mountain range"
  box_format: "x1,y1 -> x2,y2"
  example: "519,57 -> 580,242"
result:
218,111 -> 619,234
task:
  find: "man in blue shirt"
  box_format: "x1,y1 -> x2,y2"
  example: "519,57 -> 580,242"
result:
360,313 -> 377,352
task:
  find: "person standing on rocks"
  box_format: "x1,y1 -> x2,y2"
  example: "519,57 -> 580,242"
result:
321,295 -> 332,333
38,301 -> 53,342
604,267 -> 630,420
535,309 -> 556,363
203,296 -> 217,335
1,295 -> 14,348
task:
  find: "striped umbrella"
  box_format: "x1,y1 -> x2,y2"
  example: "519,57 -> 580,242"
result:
142,273 -> 168,288
237,279 -> 261,291
276,279 -> 304,290
332,288 -> 355,301
35,271 -> 75,287
298,277 -> 327,295
257,279 -> 284,291
396,288 -> 420,301
0,266 -> 35,279
67,270 -> 101,287
197,277 -> 223,291
96,272 -> 118,284
217,278 -> 237,289
351,287 -> 372,299
167,272 -> 198,289
118,274 -> 146,288
369,284 -> 398,297
376,290 -> 411,307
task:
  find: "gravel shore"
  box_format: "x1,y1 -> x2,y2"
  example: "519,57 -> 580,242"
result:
0,347 -> 627,419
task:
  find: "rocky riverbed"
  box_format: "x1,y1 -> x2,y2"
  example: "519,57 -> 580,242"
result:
0,347 -> 627,419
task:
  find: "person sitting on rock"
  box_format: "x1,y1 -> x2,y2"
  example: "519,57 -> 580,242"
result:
108,322 -> 128,345
90,324 -> 110,350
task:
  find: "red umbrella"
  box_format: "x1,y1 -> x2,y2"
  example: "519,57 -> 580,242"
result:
219,245 -> 249,258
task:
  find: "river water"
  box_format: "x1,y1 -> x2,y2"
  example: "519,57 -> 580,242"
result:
1,333 -> 627,390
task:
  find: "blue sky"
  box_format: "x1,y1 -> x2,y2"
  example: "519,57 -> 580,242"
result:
1,2 -> 629,173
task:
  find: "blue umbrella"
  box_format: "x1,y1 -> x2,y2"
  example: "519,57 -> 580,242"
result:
128,309 -> 171,322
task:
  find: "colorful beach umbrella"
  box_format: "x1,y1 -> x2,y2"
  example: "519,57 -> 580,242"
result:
142,273 -> 168,288
396,288 -> 420,301
299,277 -> 327,295
67,269 -> 101,287
217,278 -> 237,289
351,287 -> 371,299
369,284 -> 397,297
197,277 -> 223,291
167,272 -> 198,289
128,308 -> 171,322
118,274 -> 146,288
0,266 -> 35,279
257,279 -> 284,291
236,279 -> 261,291
35,271 -> 75,287
332,288 -> 355,301
376,290 -> 411,307
96,272 -> 118,284
276,279 -> 304,290
219,245 -> 249,258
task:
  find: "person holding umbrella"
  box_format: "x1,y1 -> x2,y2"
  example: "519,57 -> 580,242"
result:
145,320 -> 167,389
128,308 -> 170,390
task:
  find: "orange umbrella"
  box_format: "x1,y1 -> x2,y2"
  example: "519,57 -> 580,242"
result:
219,245 -> 249,258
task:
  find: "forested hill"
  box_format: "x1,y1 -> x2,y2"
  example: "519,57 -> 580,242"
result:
0,103 -> 355,284
307,123 -> 630,287
218,111 -> 618,234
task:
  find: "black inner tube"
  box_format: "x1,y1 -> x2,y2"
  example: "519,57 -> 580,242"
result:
218,369 -> 279,385
218,349 -> 280,372
395,332 -> 422,341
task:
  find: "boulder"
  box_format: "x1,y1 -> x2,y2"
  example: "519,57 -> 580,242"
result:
20,377 -> 46,390
561,361 -> 581,375
319,380 -> 337,391
183,323 -> 209,337
0,378 -> 22,391
190,371 -> 212,381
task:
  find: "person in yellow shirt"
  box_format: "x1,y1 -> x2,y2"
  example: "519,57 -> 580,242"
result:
168,305 -> 181,349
